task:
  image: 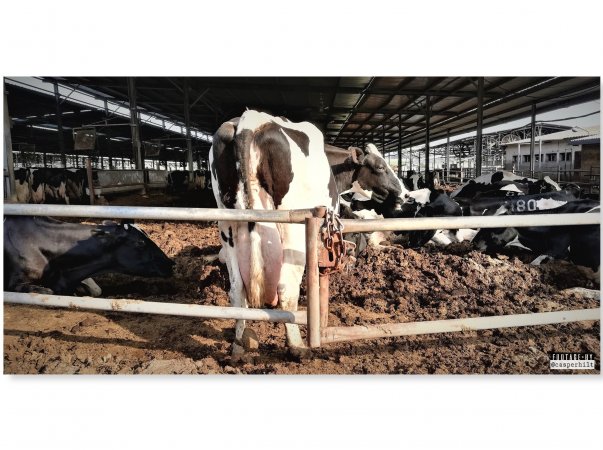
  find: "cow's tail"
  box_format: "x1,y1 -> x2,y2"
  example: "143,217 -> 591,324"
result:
248,222 -> 264,309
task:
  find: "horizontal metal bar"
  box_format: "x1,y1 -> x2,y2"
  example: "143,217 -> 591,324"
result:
341,213 -> 600,234
4,292 -> 307,325
3,204 -> 318,223
322,308 -> 600,344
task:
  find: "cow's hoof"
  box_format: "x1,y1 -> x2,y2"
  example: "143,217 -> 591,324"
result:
231,342 -> 246,362
241,328 -> 259,351
28,286 -> 54,295
288,345 -> 312,360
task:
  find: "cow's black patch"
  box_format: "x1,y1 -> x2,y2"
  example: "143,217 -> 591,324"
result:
211,119 -> 240,209
281,127 -> 310,156
253,122 -> 294,208
491,172 -> 504,183
227,226 -> 234,247
220,231 -> 228,242
248,222 -> 256,232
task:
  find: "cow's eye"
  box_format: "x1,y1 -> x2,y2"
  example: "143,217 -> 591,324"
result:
376,166 -> 385,173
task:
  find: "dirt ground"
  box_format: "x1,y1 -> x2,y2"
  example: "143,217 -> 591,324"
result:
4,190 -> 600,374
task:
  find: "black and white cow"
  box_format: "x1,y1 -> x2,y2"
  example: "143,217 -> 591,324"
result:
326,143 -> 407,218
193,170 -> 206,190
210,110 -> 337,356
468,189 -> 580,217
167,170 -> 190,193
472,199 -> 600,271
451,170 -> 561,201
65,168 -> 88,204
404,170 -> 441,192
14,168 -> 32,203
29,168 -> 70,204
4,216 -> 174,295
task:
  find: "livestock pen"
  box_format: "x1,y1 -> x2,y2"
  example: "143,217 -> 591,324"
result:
4,203 -> 600,355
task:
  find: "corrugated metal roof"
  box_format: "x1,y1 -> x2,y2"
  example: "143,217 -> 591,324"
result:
569,134 -> 600,145
504,126 -> 600,145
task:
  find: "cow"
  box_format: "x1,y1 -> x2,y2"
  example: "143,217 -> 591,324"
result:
472,199 -> 600,271
404,170 -> 441,192
450,170 -> 561,201
29,168 -> 70,204
193,170 -> 206,190
65,168 -> 88,204
326,143 -> 407,218
14,168 -> 32,203
4,216 -> 174,295
167,170 -> 190,193
210,110 -> 337,357
468,190 -> 580,217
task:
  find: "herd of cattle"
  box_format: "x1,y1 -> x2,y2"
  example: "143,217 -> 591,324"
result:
5,109 -> 600,356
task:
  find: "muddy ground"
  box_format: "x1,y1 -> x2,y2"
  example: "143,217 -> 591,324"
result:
4,190 -> 600,374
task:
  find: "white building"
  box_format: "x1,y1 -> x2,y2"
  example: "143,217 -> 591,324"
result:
503,126 -> 600,181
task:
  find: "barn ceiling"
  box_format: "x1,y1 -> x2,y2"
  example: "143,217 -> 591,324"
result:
6,76 -> 600,159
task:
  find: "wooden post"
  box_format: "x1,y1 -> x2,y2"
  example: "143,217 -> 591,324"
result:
305,216 -> 321,348
86,157 -> 95,205
319,273 -> 329,328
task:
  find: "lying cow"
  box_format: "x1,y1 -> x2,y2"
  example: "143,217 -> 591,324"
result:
4,216 -> 174,295
210,110 -> 337,357
473,199 -> 600,271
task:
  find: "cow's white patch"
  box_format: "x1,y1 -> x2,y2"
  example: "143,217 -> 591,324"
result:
543,176 -> 561,191
352,209 -> 382,220
430,230 -> 453,247
500,184 -> 523,193
505,235 -> 531,251
450,170 -> 537,198
534,198 -> 568,210
406,188 -> 431,205
456,228 -> 478,242
340,180 -> 373,202
531,254 -> 552,266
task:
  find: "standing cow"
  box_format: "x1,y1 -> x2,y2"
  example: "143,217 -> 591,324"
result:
210,111 -> 337,356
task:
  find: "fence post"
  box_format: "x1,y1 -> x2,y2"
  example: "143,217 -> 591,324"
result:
305,215 -> 321,348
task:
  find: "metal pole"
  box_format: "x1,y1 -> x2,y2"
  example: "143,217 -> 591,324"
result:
183,79 -> 194,173
4,292 -> 308,325
319,273 -> 329,328
397,114 -> 402,178
322,308 -> 600,344
3,203 -> 321,224
529,103 -> 536,177
475,77 -> 484,177
340,213 -> 600,234
3,85 -> 17,201
54,82 -> 66,168
127,78 -> 143,171
424,96 -> 430,177
86,157 -> 95,205
409,141 -> 413,172
445,129 -> 450,183
306,216 -> 321,348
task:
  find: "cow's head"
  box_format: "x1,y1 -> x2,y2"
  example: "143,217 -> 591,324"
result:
473,227 -> 519,251
348,144 -> 403,206
92,221 -> 174,278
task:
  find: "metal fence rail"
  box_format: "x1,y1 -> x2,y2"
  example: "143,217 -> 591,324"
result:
3,202 -> 601,351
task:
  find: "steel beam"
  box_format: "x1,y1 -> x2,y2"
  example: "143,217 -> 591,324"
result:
183,79 -> 194,173
424,96 -> 430,176
397,114 -> 402,178
53,82 -> 66,168
3,86 -> 17,201
475,77 -> 484,177
127,77 -> 143,171
445,129 -> 450,183
530,103 -> 536,177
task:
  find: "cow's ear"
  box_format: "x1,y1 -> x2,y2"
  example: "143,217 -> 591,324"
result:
349,146 -> 366,165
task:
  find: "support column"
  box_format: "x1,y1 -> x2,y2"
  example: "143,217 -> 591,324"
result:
529,103 -> 536,177
397,114 -> 402,178
475,77 -> 484,177
54,82 -> 66,168
445,129 -> 450,183
127,77 -> 143,170
183,79 -> 194,173
409,141 -> 413,172
538,124 -> 542,175
3,86 -> 17,201
424,96 -> 430,177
